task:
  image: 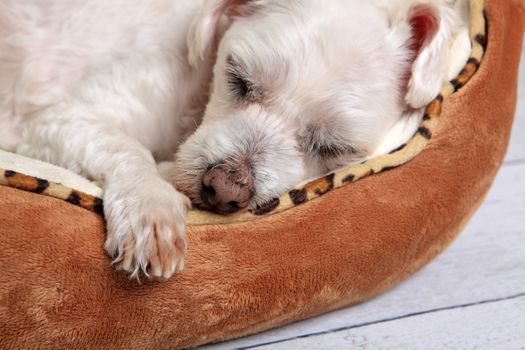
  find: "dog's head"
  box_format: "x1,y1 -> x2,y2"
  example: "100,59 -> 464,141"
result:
173,0 -> 463,214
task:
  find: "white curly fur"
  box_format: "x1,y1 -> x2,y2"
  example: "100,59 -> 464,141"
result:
0,0 -> 470,279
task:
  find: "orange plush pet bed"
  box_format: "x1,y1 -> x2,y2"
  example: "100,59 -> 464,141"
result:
1,0 -> 524,349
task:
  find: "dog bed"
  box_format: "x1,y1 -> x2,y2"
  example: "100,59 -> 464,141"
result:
1,0 -> 523,349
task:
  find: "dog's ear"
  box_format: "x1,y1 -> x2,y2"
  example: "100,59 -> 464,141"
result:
187,0 -> 259,67
397,2 -> 461,109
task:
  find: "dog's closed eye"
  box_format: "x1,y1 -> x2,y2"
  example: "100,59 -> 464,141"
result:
299,123 -> 360,159
226,55 -> 262,102
312,143 -> 359,159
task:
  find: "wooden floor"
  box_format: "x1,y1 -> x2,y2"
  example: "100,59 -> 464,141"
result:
202,48 -> 525,350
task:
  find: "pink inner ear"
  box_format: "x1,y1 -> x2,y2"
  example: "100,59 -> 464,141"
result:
219,0 -> 253,18
409,5 -> 439,54
400,5 -> 440,103
211,0 -> 246,25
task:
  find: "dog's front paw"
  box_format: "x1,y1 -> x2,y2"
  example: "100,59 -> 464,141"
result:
103,178 -> 190,280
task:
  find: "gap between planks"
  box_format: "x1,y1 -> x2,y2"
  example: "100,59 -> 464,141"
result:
251,295 -> 525,350
241,292 -> 525,350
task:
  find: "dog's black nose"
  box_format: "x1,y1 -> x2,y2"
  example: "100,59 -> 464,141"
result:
200,163 -> 254,214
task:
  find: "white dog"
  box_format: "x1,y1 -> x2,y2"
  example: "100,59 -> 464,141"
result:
0,0 -> 470,279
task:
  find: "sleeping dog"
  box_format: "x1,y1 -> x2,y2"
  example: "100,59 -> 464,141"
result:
0,0 -> 470,279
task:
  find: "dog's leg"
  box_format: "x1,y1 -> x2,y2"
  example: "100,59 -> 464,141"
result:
18,114 -> 190,280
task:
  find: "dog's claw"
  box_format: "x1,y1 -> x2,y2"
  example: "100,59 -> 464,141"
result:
120,238 -> 135,272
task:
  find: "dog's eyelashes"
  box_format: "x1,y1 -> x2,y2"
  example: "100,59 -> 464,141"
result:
312,142 -> 359,159
229,71 -> 252,99
226,55 -> 257,102
298,125 -> 360,159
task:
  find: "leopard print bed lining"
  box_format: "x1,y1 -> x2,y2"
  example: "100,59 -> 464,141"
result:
0,0 -> 486,226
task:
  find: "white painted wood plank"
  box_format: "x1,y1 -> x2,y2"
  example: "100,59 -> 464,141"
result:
202,162 -> 525,350
254,296 -> 525,350
505,46 -> 525,163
